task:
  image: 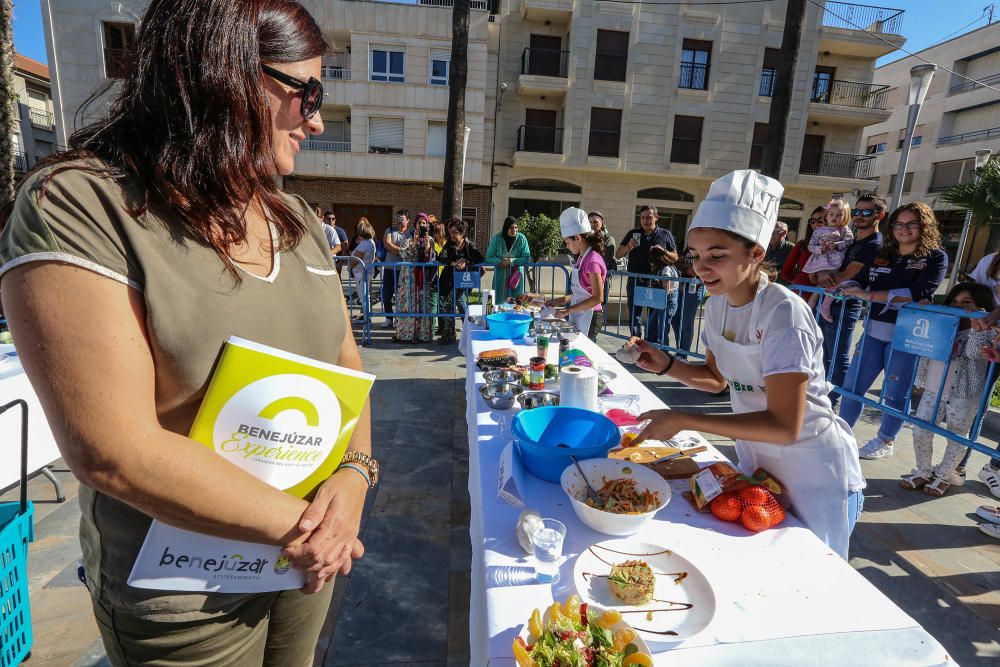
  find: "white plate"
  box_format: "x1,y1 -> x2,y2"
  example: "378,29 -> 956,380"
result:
515,602 -> 652,660
573,539 -> 716,644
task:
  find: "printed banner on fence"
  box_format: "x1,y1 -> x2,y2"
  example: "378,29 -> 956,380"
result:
891,308 -> 959,362
128,336 -> 375,593
634,286 -> 668,310
455,270 -> 481,290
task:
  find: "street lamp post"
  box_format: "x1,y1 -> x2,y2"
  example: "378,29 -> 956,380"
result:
947,148 -> 993,291
890,64 -> 937,212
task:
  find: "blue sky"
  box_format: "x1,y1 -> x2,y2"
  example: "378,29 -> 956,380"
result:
11,0 -> 996,67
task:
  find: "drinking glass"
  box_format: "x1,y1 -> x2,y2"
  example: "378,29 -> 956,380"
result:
531,518 -> 567,584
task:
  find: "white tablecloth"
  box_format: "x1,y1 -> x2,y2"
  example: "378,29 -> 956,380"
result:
463,327 -> 950,666
0,344 -> 62,492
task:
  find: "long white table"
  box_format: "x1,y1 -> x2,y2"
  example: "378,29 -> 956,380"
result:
462,325 -> 950,666
0,344 -> 64,498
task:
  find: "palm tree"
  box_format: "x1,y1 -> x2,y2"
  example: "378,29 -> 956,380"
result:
939,159 -> 1000,227
0,0 -> 16,205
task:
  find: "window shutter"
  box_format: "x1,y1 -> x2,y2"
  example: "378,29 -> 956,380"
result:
427,121 -> 447,157
430,48 -> 451,63
369,118 -> 404,151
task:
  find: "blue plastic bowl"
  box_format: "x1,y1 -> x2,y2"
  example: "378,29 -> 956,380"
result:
511,406 -> 620,482
486,312 -> 533,340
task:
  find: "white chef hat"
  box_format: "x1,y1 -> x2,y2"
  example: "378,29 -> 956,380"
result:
559,207 -> 591,237
688,170 -> 784,249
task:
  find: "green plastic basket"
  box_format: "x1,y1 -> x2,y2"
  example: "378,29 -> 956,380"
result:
0,400 -> 34,667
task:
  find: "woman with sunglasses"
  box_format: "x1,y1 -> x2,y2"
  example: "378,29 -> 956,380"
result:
0,1 -> 373,663
836,203 -> 948,460
779,206 -> 825,289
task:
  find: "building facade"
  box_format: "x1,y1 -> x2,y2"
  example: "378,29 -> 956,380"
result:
493,0 -> 904,247
12,54 -> 58,176
862,21 -> 1000,274
41,0 -> 902,249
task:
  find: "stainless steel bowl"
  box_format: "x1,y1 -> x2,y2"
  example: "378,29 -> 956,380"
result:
483,369 -> 524,385
516,390 -> 561,410
479,382 -> 525,410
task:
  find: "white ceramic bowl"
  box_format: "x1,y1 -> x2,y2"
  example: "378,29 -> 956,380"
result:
561,458 -> 671,536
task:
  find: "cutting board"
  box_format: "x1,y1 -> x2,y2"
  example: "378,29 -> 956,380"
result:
609,446 -> 702,480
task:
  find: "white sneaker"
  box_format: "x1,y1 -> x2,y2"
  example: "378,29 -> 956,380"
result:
975,505 -> 1000,525
947,466 -> 967,487
858,437 -> 894,460
978,522 -> 1000,539
978,464 -> 1000,500
381,319 -> 394,328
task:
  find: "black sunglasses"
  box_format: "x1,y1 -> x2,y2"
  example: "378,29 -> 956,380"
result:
851,208 -> 878,218
262,64 -> 324,120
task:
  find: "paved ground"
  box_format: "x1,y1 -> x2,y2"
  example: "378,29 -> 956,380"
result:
5,324 -> 1000,665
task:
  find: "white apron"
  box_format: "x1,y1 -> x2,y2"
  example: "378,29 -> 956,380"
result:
706,277 -> 855,558
568,249 -> 595,335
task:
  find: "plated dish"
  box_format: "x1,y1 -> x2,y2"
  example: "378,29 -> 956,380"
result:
573,540 -> 716,644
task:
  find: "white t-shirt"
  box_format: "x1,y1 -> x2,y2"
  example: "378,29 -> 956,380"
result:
352,238 -> 376,281
970,252 -> 999,293
702,283 -> 866,492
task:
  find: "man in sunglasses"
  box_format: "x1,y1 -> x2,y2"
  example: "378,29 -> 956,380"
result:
812,194 -> 886,407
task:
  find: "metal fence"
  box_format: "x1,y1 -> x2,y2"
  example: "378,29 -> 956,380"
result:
821,1 -> 905,34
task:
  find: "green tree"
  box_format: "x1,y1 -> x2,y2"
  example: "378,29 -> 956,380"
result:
939,159 -> 1000,227
517,212 -> 563,261
0,0 -> 16,205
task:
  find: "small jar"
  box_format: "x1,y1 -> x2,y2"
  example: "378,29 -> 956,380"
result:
529,356 -> 546,390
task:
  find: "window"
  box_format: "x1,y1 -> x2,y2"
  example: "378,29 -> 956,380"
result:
887,172 -> 914,194
508,198 -> 580,219
368,117 -> 404,154
102,21 -> 136,78
636,187 -> 694,202
509,179 -> 581,194
866,142 -> 887,154
929,158 -> 977,192
429,48 -> 450,86
461,207 -> 477,241
670,115 -> 703,164
679,39 -> 711,90
371,48 -> 404,83
426,121 -> 447,157
595,30 -> 628,82
812,67 -> 836,103
896,127 -> 923,149
760,48 -> 780,97
749,122 -> 768,169
588,108 -> 622,158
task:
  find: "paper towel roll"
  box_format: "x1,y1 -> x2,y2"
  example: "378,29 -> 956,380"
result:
560,365 -> 599,412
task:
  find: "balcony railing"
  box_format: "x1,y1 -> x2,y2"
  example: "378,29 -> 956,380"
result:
800,151 -> 877,179
302,140 -> 351,152
516,125 -> 563,154
344,0 -> 490,9
321,65 -> 351,80
28,108 -> 55,130
588,129 -> 621,158
938,125 -> 1000,146
678,62 -> 709,90
949,72 -> 1000,96
520,48 -> 569,78
811,78 -> 890,109
760,68 -> 777,97
821,2 -> 904,34
13,151 -> 27,172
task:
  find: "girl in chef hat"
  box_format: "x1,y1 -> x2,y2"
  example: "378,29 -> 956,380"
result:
546,207 -> 607,340
627,169 -> 866,559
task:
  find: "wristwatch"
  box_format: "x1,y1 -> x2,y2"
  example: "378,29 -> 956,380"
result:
341,451 -> 380,489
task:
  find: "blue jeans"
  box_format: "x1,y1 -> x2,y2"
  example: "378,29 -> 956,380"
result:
838,333 -> 918,442
847,489 -> 864,538
671,284 -> 704,355
625,277 -> 644,337
381,265 -> 397,319
819,298 -> 863,408
645,291 -> 678,346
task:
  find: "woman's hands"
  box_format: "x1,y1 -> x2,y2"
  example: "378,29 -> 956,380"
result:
839,286 -> 868,300
282,468 -> 369,593
500,257 -> 511,268
633,410 -> 690,444
626,337 -> 670,374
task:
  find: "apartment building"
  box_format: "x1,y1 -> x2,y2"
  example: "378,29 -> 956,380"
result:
863,20 -> 1000,274
40,0 -> 495,245
12,54 -> 58,176
493,0 -> 904,246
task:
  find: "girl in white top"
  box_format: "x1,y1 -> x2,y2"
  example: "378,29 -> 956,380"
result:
629,170 -> 866,559
970,249 -> 1000,296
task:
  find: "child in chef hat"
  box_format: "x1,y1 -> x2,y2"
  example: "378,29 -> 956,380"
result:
623,170 -> 866,561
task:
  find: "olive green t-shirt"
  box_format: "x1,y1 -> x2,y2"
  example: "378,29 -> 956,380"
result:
0,161 -> 348,620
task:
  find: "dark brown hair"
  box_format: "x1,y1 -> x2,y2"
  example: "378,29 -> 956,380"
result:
446,218 -> 467,236
3,0 -> 329,279
880,202 -> 942,259
946,281 -> 996,313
